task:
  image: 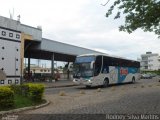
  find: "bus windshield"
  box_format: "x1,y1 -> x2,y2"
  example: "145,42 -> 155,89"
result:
73,56 -> 95,78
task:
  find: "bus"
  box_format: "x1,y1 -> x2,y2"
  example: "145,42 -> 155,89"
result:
73,53 -> 140,88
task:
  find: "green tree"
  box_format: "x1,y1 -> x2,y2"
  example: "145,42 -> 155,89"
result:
105,0 -> 160,37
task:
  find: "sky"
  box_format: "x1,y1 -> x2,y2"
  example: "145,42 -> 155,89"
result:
1,0 -> 160,65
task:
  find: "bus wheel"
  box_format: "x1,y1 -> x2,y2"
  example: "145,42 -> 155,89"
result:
103,78 -> 109,88
132,77 -> 135,83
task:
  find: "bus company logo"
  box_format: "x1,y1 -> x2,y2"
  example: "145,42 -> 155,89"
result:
120,68 -> 128,75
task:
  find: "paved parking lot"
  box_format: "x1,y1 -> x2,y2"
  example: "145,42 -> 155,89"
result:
18,77 -> 160,119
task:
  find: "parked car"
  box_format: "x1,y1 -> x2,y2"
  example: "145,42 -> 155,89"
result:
141,74 -> 152,79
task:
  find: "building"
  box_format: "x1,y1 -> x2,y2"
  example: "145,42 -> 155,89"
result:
140,52 -> 160,71
25,66 -> 51,74
0,16 -> 104,86
0,21 -> 21,85
24,66 -> 67,81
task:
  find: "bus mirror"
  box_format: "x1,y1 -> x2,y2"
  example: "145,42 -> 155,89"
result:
90,61 -> 95,69
68,62 -> 73,71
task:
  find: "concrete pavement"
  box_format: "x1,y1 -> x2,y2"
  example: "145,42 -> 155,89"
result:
22,78 -> 160,115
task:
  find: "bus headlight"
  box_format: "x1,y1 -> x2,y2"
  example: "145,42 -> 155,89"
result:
88,79 -> 92,83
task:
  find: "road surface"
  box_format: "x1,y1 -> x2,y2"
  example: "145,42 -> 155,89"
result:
16,77 -> 160,119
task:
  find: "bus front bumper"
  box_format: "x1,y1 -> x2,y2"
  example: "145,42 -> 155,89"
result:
73,79 -> 93,86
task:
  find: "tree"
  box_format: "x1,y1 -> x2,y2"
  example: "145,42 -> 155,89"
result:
105,0 -> 160,37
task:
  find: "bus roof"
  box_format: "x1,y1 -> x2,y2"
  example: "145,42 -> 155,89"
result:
77,53 -> 139,62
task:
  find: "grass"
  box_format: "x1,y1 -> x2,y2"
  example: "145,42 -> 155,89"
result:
97,88 -> 102,92
0,95 -> 45,111
59,91 -> 66,96
111,87 -> 116,91
148,85 -> 152,87
14,94 -> 34,108
79,90 -> 85,94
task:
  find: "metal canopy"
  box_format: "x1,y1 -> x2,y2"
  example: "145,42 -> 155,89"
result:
24,38 -> 103,62
25,49 -> 76,62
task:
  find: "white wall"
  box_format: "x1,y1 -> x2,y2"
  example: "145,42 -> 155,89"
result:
148,55 -> 160,70
141,53 -> 160,70
0,27 -> 21,86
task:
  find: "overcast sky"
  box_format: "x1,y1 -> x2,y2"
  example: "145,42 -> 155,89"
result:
1,0 -> 160,61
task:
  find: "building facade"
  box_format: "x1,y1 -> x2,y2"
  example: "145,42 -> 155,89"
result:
0,15 -> 103,85
0,25 -> 21,85
0,16 -> 41,86
140,52 -> 160,71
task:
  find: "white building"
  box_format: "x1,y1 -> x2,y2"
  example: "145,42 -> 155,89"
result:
0,22 -> 21,85
25,66 -> 51,74
0,15 -> 103,85
140,52 -> 160,71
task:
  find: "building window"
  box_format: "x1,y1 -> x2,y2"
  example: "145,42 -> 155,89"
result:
2,46 -> 5,49
16,49 -> 19,52
2,31 -> 6,36
44,70 -> 46,72
48,70 -> 50,72
15,79 -> 19,84
1,68 -> 4,71
9,33 -> 13,37
16,34 -> 20,39
16,68 -> 18,71
2,57 -> 4,60
40,70 -> 43,72
8,80 -> 12,84
16,58 -> 18,61
145,66 -> 148,69
1,80 -> 4,84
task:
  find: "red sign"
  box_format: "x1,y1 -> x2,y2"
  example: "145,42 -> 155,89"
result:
120,68 -> 128,75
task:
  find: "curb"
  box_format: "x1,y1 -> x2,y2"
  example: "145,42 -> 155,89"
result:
45,84 -> 78,89
0,100 -> 50,115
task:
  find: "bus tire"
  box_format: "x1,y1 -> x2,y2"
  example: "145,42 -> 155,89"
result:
103,78 -> 109,88
132,77 -> 135,83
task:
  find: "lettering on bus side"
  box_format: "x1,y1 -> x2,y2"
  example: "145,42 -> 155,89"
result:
120,68 -> 128,75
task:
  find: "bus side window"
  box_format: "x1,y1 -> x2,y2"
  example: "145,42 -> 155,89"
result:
102,66 -> 109,74
94,64 -> 101,76
94,56 -> 102,76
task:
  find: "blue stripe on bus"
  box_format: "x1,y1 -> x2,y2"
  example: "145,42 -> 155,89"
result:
117,67 -> 138,83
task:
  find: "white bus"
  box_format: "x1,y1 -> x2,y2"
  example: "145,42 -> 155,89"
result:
73,54 -> 140,88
